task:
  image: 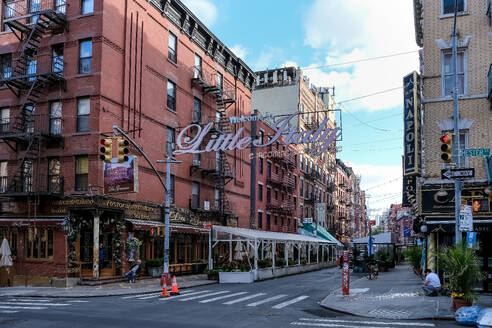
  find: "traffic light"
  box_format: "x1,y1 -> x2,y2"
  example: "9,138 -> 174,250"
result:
117,138 -> 130,163
99,138 -> 113,163
440,132 -> 453,164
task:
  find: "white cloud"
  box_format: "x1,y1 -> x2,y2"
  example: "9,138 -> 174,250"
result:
282,61 -> 298,68
230,44 -> 248,59
302,0 -> 419,111
251,47 -> 284,71
346,162 -> 402,219
181,0 -> 217,27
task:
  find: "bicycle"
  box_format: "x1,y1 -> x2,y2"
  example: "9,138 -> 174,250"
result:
365,261 -> 379,280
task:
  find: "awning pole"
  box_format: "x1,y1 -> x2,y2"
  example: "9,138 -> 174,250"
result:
285,242 -> 288,267
298,243 -> 301,265
208,227 -> 213,270
272,241 -> 276,269
229,233 -> 232,263
254,238 -> 258,271
308,244 -> 311,264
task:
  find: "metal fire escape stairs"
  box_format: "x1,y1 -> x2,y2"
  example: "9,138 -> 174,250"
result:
191,70 -> 235,220
0,5 -> 67,203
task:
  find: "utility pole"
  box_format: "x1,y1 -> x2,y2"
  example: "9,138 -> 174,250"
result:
451,0 -> 462,245
250,110 -> 257,229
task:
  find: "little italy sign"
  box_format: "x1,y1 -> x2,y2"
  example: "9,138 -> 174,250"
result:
174,113 -> 341,157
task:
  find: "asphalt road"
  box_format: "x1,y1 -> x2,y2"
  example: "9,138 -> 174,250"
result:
0,268 -> 460,328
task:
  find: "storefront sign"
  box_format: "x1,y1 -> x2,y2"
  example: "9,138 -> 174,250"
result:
402,174 -> 416,207
421,190 -> 455,214
104,156 -> 139,194
175,113 -> 341,157
459,205 -> 473,231
403,72 -> 421,175
229,113 -> 273,124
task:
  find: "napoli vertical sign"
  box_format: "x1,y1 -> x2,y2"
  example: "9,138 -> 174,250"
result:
403,71 -> 421,175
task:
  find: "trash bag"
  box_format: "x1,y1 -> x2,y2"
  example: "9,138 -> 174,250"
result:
477,308 -> 492,328
454,306 -> 481,326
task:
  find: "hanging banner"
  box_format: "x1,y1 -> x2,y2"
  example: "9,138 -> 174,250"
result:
403,72 -> 422,175
316,203 -> 326,225
466,232 -> 477,249
402,174 -> 416,207
103,156 -> 139,194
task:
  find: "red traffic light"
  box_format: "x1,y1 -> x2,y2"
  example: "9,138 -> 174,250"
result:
440,135 -> 449,143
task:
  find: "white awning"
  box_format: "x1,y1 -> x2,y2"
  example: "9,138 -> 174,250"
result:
212,225 -> 335,244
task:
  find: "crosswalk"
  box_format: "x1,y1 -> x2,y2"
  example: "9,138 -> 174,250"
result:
289,318 -> 436,328
0,298 -> 73,314
120,288 -> 310,309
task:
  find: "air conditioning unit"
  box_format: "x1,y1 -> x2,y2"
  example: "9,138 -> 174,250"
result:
203,201 -> 210,211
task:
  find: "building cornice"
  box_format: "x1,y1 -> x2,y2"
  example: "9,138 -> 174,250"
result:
413,0 -> 424,47
146,0 -> 255,90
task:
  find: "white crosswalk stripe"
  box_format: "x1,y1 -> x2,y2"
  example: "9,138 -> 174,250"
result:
137,293 -> 167,300
1,310 -> 20,313
0,301 -> 71,307
272,295 -> 309,309
122,293 -> 160,299
222,293 -> 266,305
8,299 -> 53,302
67,300 -> 89,303
158,290 -> 211,301
0,305 -> 48,310
246,294 -> 287,307
179,291 -> 230,301
291,318 -> 436,328
199,292 -> 248,304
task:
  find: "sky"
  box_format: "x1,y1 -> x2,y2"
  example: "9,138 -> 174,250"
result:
182,0 -> 420,219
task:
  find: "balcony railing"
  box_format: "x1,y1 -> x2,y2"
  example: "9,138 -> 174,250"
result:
189,194 -> 200,210
191,66 -> 236,103
2,0 -> 67,22
1,174 -> 64,195
0,114 -> 63,137
266,171 -> 283,185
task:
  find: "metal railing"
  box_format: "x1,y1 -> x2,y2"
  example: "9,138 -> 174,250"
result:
2,0 -> 67,21
0,114 -> 62,136
191,66 -> 236,102
2,174 -> 63,194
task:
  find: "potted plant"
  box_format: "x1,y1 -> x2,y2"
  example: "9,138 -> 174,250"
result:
206,269 -> 219,281
145,258 -> 164,277
403,245 -> 422,276
437,242 -> 483,311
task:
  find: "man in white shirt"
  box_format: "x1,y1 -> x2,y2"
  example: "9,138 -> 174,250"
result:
422,268 -> 441,296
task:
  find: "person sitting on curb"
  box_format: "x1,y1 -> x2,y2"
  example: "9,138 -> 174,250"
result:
125,260 -> 141,283
422,268 -> 441,296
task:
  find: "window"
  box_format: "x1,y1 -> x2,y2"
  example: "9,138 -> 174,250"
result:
77,97 -> 90,132
216,72 -> 223,90
3,1 -> 14,31
79,39 -> 92,74
25,228 -> 53,260
1,54 -> 12,81
55,0 -> 66,13
193,97 -> 201,122
274,216 -> 278,225
275,165 -> 279,175
22,160 -> 33,192
274,189 -> 278,200
81,0 -> 94,14
168,32 -> 177,63
166,127 -> 175,157
0,228 -> 16,256
50,101 -> 62,135
75,156 -> 88,191
258,183 -> 263,201
259,157 -> 263,174
259,130 -> 264,144
442,0 -> 464,15
300,154 -> 303,171
266,187 -> 271,203
29,0 -> 40,23
442,50 -> 465,96
294,175 -> 297,188
267,161 -> 271,177
168,174 -> 174,204
194,54 -> 202,78
167,80 -> 176,111
293,196 -> 297,209
24,105 -> 35,133
300,179 -> 304,196
0,161 -> 7,193
0,108 -> 9,134
48,158 -> 61,193
266,214 -> 271,230
27,55 -> 37,81
191,181 -> 199,208
52,45 -> 64,75
258,212 -> 263,229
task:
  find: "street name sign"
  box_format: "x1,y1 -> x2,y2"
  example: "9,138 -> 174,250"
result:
462,148 -> 490,157
441,168 -> 475,180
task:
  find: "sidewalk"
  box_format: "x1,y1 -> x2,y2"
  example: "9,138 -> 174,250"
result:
0,274 -> 217,298
321,264 -> 492,320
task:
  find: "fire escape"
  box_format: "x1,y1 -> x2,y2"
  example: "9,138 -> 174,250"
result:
190,66 -> 235,223
0,1 -> 67,203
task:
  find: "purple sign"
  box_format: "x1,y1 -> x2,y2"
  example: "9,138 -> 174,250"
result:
104,156 -> 139,194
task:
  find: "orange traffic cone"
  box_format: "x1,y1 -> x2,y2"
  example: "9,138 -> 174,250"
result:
170,275 -> 180,295
160,281 -> 170,298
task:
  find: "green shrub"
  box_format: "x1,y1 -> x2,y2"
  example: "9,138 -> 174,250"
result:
275,258 -> 286,267
300,259 -> 308,266
145,258 -> 163,267
403,245 -> 422,270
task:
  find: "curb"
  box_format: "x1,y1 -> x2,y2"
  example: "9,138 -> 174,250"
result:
319,302 -> 455,321
0,280 -> 218,299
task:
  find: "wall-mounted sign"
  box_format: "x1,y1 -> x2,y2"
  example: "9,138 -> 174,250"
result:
402,174 -> 416,207
459,205 -> 473,232
403,72 -> 421,175
175,113 -> 341,157
104,156 -> 139,194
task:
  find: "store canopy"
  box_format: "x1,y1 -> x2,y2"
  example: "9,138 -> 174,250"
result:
352,232 -> 396,245
212,225 -> 335,244
126,218 -> 164,231
298,224 -> 344,247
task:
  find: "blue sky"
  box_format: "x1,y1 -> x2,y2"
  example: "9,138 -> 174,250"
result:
182,0 -> 419,216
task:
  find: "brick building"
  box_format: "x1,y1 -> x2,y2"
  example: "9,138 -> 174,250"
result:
0,0 -> 254,285
413,0 -> 492,291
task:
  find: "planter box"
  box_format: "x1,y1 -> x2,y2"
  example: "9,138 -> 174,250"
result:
219,271 -> 254,284
147,267 -> 163,277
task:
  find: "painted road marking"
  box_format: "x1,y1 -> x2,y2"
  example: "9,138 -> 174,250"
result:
199,292 -> 248,304
138,289 -> 195,300
7,299 -> 53,302
158,290 -> 211,301
67,300 -> 89,303
0,302 -> 70,307
223,293 -> 266,305
246,294 -> 287,307
122,293 -> 161,299
272,295 -> 309,309
0,305 -> 48,310
299,318 -> 436,327
178,291 -> 230,302
1,310 -> 19,313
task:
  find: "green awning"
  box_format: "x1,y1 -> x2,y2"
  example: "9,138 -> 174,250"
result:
298,223 -> 343,247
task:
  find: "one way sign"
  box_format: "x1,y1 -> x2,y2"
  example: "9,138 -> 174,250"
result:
441,168 -> 475,180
